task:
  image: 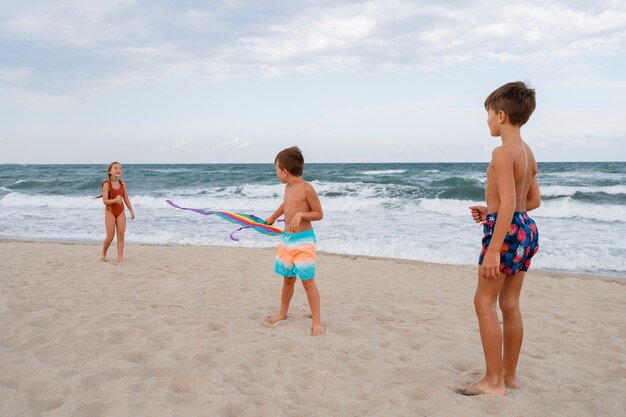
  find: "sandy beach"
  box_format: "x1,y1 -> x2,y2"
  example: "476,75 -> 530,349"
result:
1,240 -> 625,417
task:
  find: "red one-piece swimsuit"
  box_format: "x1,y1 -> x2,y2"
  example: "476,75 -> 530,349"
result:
103,180 -> 125,218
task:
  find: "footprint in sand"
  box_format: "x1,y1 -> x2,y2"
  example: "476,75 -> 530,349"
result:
29,396 -> 66,412
169,372 -> 201,394
122,350 -> 151,364
449,359 -> 474,372
203,321 -> 225,333
107,330 -> 124,345
71,401 -> 110,417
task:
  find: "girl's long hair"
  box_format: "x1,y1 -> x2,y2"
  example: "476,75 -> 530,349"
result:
95,161 -> 121,199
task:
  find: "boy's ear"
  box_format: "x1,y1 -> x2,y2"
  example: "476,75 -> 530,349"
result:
497,110 -> 507,124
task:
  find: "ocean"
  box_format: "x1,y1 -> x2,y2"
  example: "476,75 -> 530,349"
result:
1,162 -> 624,278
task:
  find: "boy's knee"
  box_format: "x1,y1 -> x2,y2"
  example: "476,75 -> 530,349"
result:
498,297 -> 520,313
283,277 -> 296,286
301,279 -> 316,289
474,296 -> 494,314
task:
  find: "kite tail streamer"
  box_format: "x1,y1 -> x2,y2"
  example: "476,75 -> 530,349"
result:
166,199 -> 284,241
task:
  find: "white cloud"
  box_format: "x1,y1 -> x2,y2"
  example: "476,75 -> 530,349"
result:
172,140 -> 185,150
231,137 -> 249,149
2,1 -> 625,92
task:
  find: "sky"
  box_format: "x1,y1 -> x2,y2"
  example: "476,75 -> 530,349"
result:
1,0 -> 625,164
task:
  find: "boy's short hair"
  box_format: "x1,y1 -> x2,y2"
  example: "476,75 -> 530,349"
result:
484,81 -> 536,126
275,146 -> 304,176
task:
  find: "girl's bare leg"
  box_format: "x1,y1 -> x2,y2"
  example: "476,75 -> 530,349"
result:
499,271 -> 525,388
100,211 -> 116,261
115,214 -> 126,263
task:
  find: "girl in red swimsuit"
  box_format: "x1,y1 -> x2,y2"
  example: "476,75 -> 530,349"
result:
99,162 -> 135,263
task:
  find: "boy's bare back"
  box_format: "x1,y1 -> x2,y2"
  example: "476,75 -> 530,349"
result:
485,141 -> 538,214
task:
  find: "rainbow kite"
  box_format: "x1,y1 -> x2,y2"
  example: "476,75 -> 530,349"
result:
166,200 -> 283,241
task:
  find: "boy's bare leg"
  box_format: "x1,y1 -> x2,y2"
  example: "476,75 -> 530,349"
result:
462,270 -> 506,396
100,211 -> 116,261
301,278 -> 324,336
267,277 -> 296,325
115,214 -> 126,263
499,271 -> 525,389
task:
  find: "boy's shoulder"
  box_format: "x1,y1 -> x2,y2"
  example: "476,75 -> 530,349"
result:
289,177 -> 312,187
303,179 -> 318,193
491,145 -> 516,162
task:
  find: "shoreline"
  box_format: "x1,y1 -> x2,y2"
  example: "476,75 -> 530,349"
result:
1,236 -> 623,281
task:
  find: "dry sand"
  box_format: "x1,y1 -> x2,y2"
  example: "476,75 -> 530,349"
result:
1,240 -> 625,416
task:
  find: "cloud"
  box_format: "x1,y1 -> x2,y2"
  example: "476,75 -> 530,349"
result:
2,0 -> 625,94
231,137 -> 249,149
157,140 -> 186,153
218,137 -> 250,151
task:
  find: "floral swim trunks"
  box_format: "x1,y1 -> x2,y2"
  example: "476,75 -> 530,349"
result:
479,212 -> 539,276
275,229 -> 316,280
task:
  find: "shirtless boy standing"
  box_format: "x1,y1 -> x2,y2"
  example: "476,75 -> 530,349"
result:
266,147 -> 325,336
462,81 -> 541,396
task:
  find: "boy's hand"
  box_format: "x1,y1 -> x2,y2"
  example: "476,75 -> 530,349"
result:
265,217 -> 274,225
130,210 -> 135,220
288,213 -> 303,233
469,205 -> 487,223
480,251 -> 501,279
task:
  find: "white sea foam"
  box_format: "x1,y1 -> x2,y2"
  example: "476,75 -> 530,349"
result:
535,198 -> 626,223
542,185 -> 626,197
360,169 -> 407,175
416,198 -> 480,217
0,192 -> 103,209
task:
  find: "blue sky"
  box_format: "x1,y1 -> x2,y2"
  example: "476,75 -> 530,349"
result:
1,0 -> 625,163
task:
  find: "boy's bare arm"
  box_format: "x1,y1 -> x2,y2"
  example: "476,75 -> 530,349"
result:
303,185 -> 323,221
482,148 -> 516,279
469,205 -> 487,223
266,202 -> 285,225
526,176 -> 541,211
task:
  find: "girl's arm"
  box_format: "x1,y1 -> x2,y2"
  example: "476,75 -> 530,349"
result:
123,187 -> 135,220
266,202 -> 284,225
101,182 -> 122,206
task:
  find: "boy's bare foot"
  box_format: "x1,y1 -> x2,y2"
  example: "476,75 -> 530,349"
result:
311,324 -> 325,336
267,314 -> 287,326
503,371 -> 519,388
504,377 -> 519,389
99,256 -> 106,262
458,378 -> 505,397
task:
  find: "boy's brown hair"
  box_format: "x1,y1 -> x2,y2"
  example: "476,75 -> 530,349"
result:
275,146 -> 304,176
484,81 -> 536,126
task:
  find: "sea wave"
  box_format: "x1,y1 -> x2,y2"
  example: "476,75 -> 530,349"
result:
413,197 -> 626,223
360,169 -> 407,175
535,198 -> 625,223
542,185 -> 626,197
